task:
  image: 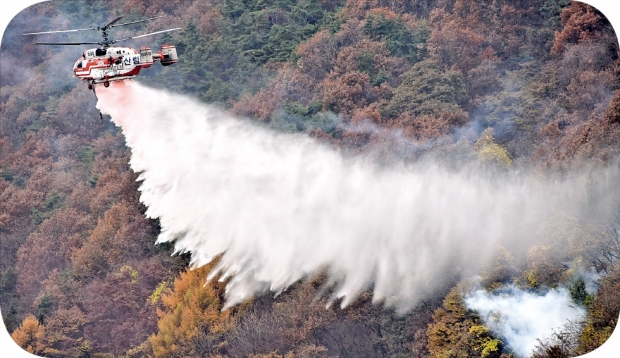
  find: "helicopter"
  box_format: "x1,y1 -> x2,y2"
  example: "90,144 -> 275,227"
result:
23,15 -> 181,90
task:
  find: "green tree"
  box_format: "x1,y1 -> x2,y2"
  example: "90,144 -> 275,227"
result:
363,10 -> 428,63
384,59 -> 468,118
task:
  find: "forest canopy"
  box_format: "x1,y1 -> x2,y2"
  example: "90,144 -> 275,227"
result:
1,1 -> 620,357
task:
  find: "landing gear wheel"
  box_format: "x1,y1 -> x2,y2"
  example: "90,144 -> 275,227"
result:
103,81 -> 110,88
88,82 -> 93,90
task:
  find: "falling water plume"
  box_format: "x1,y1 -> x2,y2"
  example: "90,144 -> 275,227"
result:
96,80 -> 620,312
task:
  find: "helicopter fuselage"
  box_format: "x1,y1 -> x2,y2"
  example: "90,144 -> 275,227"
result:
73,45 -> 178,86
73,46 -> 140,84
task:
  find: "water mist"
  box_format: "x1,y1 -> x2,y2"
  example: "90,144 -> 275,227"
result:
96,81 -> 619,312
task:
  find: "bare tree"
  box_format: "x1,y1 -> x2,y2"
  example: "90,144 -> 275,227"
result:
531,319 -> 585,358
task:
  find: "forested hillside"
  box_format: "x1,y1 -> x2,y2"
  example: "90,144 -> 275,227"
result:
1,1 -> 620,357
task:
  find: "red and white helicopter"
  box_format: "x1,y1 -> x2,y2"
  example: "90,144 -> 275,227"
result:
23,16 -> 180,89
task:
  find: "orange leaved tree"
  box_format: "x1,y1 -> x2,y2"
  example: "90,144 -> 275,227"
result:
150,263 -> 241,357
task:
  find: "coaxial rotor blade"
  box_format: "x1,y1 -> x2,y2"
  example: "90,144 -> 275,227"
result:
33,41 -> 100,45
23,27 -> 97,35
110,15 -> 164,28
113,28 -> 181,42
102,16 -> 124,29
22,15 -> 161,36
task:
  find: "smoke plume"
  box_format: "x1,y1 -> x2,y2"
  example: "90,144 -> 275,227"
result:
465,286 -> 586,357
96,81 -> 619,312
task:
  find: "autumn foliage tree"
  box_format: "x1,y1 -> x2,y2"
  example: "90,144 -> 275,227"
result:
10,315 -> 48,356
576,269 -> 620,354
427,286 -> 504,358
82,261 -> 167,355
551,2 -> 609,56
149,264 -> 239,357
16,208 -> 93,309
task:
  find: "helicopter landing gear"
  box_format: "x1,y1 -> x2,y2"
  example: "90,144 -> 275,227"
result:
103,81 -> 110,88
89,84 -> 103,120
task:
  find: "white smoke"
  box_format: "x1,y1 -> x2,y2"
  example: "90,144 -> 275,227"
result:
465,286 -> 586,357
95,81 -> 620,312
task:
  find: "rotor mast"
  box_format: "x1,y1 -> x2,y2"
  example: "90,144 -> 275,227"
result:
98,16 -> 123,48
101,28 -> 111,48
